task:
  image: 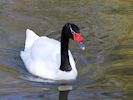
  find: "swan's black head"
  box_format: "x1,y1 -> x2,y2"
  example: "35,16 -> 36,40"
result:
60,23 -> 85,71
62,23 -> 85,50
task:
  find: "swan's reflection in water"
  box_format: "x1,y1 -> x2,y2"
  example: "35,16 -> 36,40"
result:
58,85 -> 72,100
21,75 -> 72,100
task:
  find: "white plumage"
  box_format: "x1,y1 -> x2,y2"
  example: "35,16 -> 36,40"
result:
20,29 -> 77,80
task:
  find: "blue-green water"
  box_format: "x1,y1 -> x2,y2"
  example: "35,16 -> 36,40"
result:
0,0 -> 133,100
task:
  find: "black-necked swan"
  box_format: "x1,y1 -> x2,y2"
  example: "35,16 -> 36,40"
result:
20,23 -> 85,80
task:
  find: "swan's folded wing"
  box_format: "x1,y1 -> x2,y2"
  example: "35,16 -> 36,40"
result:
24,29 -> 39,51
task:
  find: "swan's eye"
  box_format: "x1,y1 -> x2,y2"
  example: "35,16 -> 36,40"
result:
70,25 -> 76,34
73,33 -> 84,42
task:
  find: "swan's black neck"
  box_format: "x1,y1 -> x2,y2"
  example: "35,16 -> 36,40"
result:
60,26 -> 72,71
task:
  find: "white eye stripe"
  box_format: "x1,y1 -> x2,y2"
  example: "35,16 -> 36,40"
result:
69,25 -> 75,34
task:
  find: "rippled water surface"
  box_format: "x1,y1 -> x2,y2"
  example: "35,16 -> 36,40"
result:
0,0 -> 133,100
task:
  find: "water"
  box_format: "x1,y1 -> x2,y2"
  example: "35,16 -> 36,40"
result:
0,0 -> 133,100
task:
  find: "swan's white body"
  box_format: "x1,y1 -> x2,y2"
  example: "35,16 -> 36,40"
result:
20,29 -> 78,80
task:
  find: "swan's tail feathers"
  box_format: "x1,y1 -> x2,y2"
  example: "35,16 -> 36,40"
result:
24,29 -> 39,51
